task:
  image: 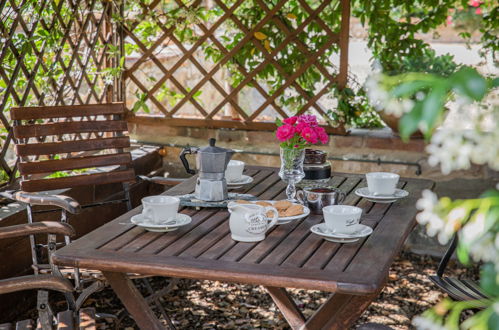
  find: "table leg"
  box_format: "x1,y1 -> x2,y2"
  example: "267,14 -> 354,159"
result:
102,272 -> 164,330
311,293 -> 378,329
265,286 -> 306,329
266,287 -> 378,330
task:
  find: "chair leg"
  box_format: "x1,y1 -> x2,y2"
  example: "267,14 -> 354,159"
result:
26,205 -> 40,275
60,210 -> 81,291
37,290 -> 54,330
75,281 -> 106,311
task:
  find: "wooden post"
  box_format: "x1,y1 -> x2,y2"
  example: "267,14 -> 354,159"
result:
338,0 -> 351,90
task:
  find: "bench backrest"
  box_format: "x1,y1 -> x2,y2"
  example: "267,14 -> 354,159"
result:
11,103 -> 135,192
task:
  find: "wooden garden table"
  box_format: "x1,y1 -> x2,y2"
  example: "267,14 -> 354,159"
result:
53,166 -> 433,329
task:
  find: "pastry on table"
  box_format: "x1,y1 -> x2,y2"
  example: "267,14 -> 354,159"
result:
235,200 -> 251,204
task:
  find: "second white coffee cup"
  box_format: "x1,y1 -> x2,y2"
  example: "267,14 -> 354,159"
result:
366,172 -> 400,196
323,205 -> 362,234
141,195 -> 180,224
225,160 -> 245,182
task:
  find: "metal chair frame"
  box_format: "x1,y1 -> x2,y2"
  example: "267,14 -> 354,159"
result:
430,235 -> 490,305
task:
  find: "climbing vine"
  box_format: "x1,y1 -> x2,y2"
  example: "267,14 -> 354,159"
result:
124,0 -> 497,128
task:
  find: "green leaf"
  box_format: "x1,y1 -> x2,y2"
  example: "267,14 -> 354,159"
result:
398,102 -> 422,140
450,67 -> 487,101
132,100 -> 143,112
275,118 -> 283,126
480,263 -> 499,297
420,85 -> 447,135
456,243 -> 470,265
488,311 -> 499,330
390,80 -> 432,98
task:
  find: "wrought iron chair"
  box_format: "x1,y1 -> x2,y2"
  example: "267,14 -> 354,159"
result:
0,221 -> 98,329
0,103 -> 181,323
429,235 -> 490,305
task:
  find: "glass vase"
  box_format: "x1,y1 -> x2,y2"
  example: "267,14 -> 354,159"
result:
278,147 -> 305,202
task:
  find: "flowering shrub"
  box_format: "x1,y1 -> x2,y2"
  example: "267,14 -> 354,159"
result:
275,115 -> 329,149
366,68 -> 499,329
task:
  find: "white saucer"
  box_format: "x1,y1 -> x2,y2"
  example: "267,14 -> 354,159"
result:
130,213 -> 192,232
355,187 -> 409,203
257,200 -> 310,224
227,175 -> 253,186
310,223 -> 373,243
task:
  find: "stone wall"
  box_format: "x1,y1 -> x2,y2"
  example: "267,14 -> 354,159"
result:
127,116 -> 496,182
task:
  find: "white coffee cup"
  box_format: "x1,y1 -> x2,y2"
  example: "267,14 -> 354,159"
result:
323,205 -> 362,234
141,196 -> 180,224
225,160 -> 245,182
366,172 -> 400,196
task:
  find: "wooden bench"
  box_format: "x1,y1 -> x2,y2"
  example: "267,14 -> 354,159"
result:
0,308 -> 96,330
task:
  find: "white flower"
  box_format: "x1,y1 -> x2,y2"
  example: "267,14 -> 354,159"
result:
425,127 -> 499,175
412,316 -> 446,330
438,207 -> 466,245
460,212 -> 486,246
468,233 -> 496,264
416,190 -> 438,211
416,190 -> 446,238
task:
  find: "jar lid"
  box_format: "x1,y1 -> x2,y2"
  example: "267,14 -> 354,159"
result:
304,149 -> 327,164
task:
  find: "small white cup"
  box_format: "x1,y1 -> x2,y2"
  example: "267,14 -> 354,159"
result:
366,172 -> 400,196
225,160 -> 245,182
323,205 -> 362,234
141,196 -> 180,224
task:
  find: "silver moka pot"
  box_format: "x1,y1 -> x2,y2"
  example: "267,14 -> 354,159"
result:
180,138 -> 234,201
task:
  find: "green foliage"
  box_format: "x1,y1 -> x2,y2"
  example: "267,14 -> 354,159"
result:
382,68 -> 499,329
352,0 -> 462,74
385,48 -> 460,78
380,67 -> 495,140
329,86 -> 383,128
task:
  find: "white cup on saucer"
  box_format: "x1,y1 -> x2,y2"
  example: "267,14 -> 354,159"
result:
366,172 -> 400,196
225,160 -> 245,182
323,205 -> 362,235
141,196 -> 180,224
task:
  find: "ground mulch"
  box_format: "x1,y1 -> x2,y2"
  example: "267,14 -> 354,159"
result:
12,251 -> 479,329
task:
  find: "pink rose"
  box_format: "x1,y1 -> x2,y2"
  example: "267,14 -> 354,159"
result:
276,124 -> 296,142
446,15 -> 453,26
316,127 -> 329,144
300,126 -> 318,144
295,122 -> 308,133
475,7 -> 482,14
283,116 -> 298,125
469,0 -> 480,7
297,114 -> 318,127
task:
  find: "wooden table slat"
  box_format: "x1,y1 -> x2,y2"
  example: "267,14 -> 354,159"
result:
53,166 -> 434,297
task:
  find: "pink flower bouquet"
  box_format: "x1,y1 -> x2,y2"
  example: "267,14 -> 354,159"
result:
276,114 -> 329,148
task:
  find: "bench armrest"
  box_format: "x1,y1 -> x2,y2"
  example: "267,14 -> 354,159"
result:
0,190 -> 81,214
0,275 -> 73,295
137,175 -> 186,186
0,222 -> 75,240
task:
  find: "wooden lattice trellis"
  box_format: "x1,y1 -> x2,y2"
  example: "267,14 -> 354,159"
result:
0,0 -> 352,186
123,0 -> 350,134
0,0 -> 120,184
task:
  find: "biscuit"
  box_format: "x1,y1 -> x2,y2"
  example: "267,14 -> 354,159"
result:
255,201 -> 272,207
274,200 -> 292,210
281,204 -> 304,217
